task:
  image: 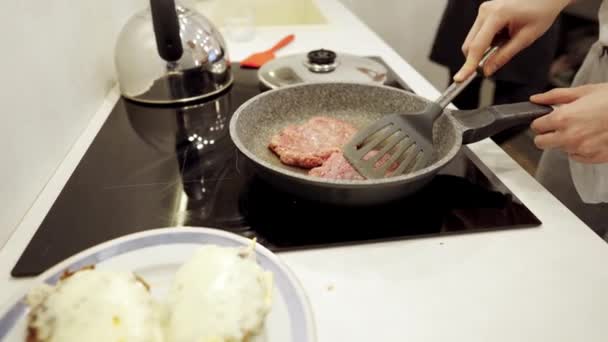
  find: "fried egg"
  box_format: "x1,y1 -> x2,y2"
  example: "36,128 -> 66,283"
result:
164,243 -> 274,342
26,268 -> 165,342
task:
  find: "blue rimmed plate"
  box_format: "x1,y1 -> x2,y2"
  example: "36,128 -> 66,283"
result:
0,227 -> 316,342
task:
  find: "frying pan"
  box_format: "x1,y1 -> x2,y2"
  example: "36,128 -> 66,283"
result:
229,82 -> 551,206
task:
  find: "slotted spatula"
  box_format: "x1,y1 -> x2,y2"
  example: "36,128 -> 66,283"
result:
343,45 -> 499,179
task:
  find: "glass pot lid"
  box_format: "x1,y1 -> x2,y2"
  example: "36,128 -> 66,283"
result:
257,49 -> 389,89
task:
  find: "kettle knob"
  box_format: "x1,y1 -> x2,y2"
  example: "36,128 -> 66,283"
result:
150,0 -> 183,62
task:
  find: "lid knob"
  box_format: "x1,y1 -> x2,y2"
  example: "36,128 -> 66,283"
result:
307,49 -> 336,65
305,49 -> 338,73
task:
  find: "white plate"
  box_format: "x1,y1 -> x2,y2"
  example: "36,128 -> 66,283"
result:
0,227 -> 316,342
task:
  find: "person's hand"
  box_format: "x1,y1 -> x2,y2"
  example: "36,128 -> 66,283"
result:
530,84 -> 608,164
453,0 -> 571,82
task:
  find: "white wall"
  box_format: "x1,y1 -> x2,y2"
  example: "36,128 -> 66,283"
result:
339,0 -> 449,89
0,0 -> 145,247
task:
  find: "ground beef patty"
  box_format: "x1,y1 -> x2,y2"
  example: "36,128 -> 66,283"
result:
308,152 -> 366,180
309,151 -> 398,180
268,116 -> 357,168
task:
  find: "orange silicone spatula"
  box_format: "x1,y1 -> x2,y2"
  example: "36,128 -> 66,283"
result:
240,34 -> 295,68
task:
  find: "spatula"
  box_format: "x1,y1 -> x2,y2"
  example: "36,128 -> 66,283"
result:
342,45 -> 499,179
240,34 -> 295,68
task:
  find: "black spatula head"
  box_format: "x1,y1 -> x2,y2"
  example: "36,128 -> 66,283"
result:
342,103 -> 443,179
343,45 -> 501,179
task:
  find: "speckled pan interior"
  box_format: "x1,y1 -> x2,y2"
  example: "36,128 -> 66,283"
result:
230,82 -> 462,185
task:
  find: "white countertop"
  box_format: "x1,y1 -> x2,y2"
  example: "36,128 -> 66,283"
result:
2,0 -> 608,341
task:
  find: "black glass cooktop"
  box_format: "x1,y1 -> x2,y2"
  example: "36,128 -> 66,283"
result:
12,58 -> 541,277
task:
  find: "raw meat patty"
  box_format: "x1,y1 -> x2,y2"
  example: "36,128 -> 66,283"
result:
269,116 -> 357,168
309,151 -> 398,180
308,152 -> 366,180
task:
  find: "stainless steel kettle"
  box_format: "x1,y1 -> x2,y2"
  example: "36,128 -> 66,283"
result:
114,0 -> 233,105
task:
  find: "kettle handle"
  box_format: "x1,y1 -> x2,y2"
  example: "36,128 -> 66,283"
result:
150,0 -> 183,62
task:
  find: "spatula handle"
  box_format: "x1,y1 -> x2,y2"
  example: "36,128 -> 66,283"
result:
455,102 -> 554,144
435,45 -> 499,109
269,34 -> 295,53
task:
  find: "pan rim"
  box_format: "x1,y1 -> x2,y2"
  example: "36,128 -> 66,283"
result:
229,81 -> 462,187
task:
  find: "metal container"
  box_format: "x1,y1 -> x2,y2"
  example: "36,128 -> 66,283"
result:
115,0 -> 233,105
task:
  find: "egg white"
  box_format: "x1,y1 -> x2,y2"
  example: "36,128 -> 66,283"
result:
26,269 -> 165,342
164,244 -> 274,342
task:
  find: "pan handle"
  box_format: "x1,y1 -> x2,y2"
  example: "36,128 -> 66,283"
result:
453,102 -> 553,144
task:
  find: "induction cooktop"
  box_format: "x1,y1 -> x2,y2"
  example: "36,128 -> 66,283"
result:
12,57 -> 541,277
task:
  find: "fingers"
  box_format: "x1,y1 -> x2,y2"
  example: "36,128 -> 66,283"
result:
531,107 -> 571,148
568,134 -> 606,163
529,86 -> 608,164
531,110 -> 564,134
454,15 -> 506,81
534,132 -> 562,149
570,153 -> 605,164
570,144 -> 601,163
532,108 -> 605,163
462,15 -> 484,56
570,154 -> 594,163
482,27 -> 535,76
530,85 -> 594,105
